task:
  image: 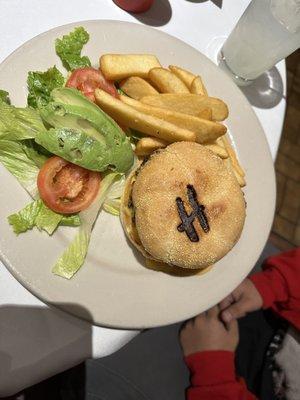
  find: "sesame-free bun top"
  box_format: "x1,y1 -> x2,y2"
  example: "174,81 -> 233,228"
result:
124,141 -> 246,269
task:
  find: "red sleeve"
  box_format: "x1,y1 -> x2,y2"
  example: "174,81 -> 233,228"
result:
185,351 -> 257,400
249,248 -> 300,330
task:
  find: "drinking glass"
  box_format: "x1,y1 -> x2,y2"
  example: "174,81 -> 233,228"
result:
219,0 -> 300,86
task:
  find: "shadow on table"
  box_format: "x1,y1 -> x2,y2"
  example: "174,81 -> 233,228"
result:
129,0 -> 172,27
185,0 -> 223,8
240,66 -> 284,109
0,304 -> 92,399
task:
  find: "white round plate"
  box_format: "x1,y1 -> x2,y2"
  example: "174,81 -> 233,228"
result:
0,20 -> 275,328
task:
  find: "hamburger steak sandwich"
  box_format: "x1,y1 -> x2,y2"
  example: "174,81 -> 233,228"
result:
121,141 -> 246,270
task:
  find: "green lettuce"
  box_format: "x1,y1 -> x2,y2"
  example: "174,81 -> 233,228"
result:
8,199 -> 81,235
35,202 -> 64,234
0,100 -> 45,141
60,214 -> 81,227
21,140 -> 49,168
52,172 -> 118,279
117,88 -> 126,96
8,200 -> 42,234
0,90 -> 10,104
103,174 -> 126,216
103,198 -> 121,216
0,140 -> 41,197
27,66 -> 64,108
55,27 -> 91,71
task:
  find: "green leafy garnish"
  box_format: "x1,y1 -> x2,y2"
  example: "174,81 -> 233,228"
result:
103,198 -> 121,216
27,66 -> 64,108
117,88 -> 127,96
0,100 -> 45,141
55,27 -> 91,71
52,173 -> 118,279
21,140 -> 49,168
35,202 -> 64,234
60,214 -> 81,227
103,174 -> 126,216
0,89 -> 10,104
8,199 -> 81,235
0,140 -> 41,197
8,200 -> 42,234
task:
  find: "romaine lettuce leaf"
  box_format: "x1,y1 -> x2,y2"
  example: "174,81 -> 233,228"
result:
103,174 -> 125,216
27,66 -> 64,109
117,88 -> 126,96
0,100 -> 45,141
38,207 -> 81,232
21,140 -> 49,169
55,27 -> 91,71
0,90 -> 10,104
52,172 -> 118,279
8,200 -> 42,234
8,199 -> 81,235
0,140 -> 41,197
103,198 -> 121,216
35,202 -> 64,234
60,214 -> 81,227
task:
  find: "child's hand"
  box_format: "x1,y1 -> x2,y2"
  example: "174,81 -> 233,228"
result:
180,306 -> 239,356
220,278 -> 263,324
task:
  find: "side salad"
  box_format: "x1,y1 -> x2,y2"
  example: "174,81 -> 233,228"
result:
0,27 -> 135,279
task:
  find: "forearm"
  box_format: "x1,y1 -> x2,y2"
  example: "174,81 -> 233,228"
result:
185,351 -> 257,400
249,248 -> 300,328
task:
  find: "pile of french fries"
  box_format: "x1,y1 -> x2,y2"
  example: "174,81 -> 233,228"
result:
95,54 -> 245,187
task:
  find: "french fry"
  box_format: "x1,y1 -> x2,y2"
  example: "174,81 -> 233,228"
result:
119,77 -> 158,100
204,143 -> 228,159
135,137 -> 167,156
198,108 -> 212,120
100,54 -> 161,80
221,136 -> 245,177
148,68 -> 190,93
95,89 -> 196,143
168,65 -> 196,88
141,94 -> 229,121
190,76 -> 208,96
216,136 -> 226,148
120,95 -> 226,143
225,159 -> 246,187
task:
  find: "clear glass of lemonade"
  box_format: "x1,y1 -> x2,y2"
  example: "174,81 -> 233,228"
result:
220,0 -> 300,86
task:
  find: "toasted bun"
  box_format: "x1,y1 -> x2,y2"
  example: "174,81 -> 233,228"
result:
121,142 -> 246,270
121,169 -> 154,260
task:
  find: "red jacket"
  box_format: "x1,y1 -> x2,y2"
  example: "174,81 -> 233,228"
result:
185,248 -> 300,400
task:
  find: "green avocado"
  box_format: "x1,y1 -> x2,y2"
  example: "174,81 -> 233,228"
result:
38,88 -> 133,173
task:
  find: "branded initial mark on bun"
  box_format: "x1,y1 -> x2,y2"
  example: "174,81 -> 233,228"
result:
176,184 -> 210,242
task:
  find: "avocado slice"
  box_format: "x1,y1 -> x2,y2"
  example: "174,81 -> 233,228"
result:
38,88 -> 133,173
36,127 -> 109,171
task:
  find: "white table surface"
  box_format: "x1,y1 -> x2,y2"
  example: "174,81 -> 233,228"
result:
0,0 -> 286,396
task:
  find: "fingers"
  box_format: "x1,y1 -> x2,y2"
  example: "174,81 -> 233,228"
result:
219,294 -> 234,311
207,305 -> 219,319
182,318 -> 194,331
221,299 -> 249,323
227,317 -> 238,332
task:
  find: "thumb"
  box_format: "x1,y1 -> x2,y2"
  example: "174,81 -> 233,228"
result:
221,298 -> 250,323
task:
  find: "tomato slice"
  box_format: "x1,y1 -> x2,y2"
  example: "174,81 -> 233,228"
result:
37,156 -> 101,214
66,67 -> 118,102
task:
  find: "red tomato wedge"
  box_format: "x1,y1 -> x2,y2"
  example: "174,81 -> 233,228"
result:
66,67 -> 118,102
37,156 -> 101,214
